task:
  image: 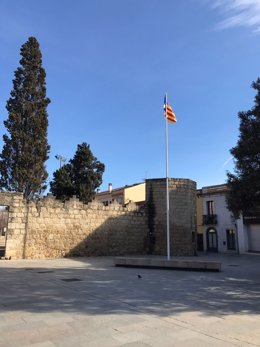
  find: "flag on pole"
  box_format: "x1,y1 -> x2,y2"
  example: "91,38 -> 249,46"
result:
164,95 -> 177,123
164,92 -> 175,260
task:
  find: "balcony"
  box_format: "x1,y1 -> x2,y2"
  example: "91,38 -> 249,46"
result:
203,214 -> 217,225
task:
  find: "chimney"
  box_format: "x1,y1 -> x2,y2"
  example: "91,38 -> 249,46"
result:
108,183 -> 112,193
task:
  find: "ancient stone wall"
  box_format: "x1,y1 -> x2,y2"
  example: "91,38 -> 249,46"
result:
1,178 -> 196,259
3,194 -> 147,259
0,192 -> 27,258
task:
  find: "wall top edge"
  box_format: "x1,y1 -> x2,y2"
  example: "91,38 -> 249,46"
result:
0,191 -> 23,196
145,178 -> 196,184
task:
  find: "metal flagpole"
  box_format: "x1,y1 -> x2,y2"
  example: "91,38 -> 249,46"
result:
165,93 -> 170,260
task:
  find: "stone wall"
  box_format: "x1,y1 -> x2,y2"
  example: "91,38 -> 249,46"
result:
146,178 -> 197,256
0,192 -> 27,259
1,178 -> 197,259
2,194 -> 147,259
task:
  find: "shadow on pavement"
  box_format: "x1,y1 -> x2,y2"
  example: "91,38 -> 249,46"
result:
0,254 -> 259,318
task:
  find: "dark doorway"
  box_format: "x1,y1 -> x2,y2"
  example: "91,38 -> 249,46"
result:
207,228 -> 218,252
226,229 -> 236,250
0,206 -> 9,257
197,233 -> 204,251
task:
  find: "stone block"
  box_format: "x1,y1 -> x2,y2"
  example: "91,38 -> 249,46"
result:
114,257 -> 221,271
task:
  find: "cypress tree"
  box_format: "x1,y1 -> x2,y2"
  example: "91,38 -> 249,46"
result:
226,79 -> 260,218
0,37 -> 50,199
50,142 -> 105,204
49,164 -> 74,202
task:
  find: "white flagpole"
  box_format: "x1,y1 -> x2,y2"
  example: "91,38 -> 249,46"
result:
165,93 -> 170,260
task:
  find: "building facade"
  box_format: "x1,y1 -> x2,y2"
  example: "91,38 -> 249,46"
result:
197,184 -> 260,253
95,182 -> 145,206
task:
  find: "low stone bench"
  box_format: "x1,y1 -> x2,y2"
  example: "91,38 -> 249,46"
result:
114,257 -> 221,272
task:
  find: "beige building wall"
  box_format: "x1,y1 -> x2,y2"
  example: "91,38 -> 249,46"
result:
124,183 -> 145,204
95,183 -> 145,205
95,191 -> 113,204
111,190 -> 124,204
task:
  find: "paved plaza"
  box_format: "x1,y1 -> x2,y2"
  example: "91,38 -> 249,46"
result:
0,253 -> 259,347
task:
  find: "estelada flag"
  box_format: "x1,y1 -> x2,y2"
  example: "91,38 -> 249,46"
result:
164,95 -> 177,123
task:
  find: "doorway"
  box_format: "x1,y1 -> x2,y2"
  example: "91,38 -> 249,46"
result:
0,206 -> 9,257
207,228 -> 218,252
226,229 -> 236,250
197,233 -> 204,251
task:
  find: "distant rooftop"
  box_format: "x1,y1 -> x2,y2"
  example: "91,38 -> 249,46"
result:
198,183 -> 228,196
96,182 -> 144,195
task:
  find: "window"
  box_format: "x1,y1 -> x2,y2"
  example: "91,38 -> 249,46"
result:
206,201 -> 214,215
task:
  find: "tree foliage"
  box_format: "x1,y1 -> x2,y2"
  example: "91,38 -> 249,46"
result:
49,164 -> 74,202
0,37 -> 50,199
50,143 -> 105,204
226,79 -> 260,218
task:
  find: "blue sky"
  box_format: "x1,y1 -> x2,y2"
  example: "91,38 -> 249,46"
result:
0,0 -> 260,191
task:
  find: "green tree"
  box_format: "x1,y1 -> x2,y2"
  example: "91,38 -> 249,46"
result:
50,143 -> 105,204
49,164 -> 74,202
0,37 -> 50,199
226,79 -> 260,218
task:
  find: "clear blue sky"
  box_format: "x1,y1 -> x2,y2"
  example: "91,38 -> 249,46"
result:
0,0 -> 260,191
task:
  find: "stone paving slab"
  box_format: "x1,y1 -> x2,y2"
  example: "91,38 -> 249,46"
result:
0,254 -> 259,346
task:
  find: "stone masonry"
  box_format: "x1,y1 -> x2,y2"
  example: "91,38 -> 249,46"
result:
146,178 -> 197,256
2,194 -> 147,259
0,178 -> 196,259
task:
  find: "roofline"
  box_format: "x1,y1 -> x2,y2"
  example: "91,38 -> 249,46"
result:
96,182 -> 145,196
197,183 -> 228,196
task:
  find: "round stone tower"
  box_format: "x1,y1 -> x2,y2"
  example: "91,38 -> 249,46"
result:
145,178 -> 197,256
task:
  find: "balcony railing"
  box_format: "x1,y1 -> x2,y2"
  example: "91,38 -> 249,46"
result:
203,214 -> 217,225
